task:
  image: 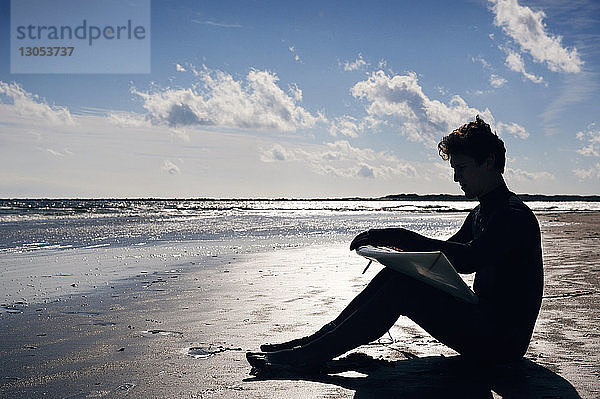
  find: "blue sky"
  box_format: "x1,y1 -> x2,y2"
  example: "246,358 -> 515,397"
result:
0,0 -> 599,197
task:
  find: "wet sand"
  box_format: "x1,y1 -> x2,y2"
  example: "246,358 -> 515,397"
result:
0,212 -> 598,398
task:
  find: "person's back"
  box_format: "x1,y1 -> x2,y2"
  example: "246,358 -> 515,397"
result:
444,185 -> 543,358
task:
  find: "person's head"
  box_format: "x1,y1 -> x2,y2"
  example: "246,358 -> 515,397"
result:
438,116 -> 506,199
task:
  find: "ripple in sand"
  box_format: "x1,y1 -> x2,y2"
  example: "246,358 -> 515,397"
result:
1,303 -> 27,314
141,329 -> 183,337
63,383 -> 135,399
186,345 -> 242,359
63,310 -> 102,316
92,320 -> 117,326
116,382 -> 136,391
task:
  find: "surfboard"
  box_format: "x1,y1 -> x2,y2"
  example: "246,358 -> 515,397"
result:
356,246 -> 478,304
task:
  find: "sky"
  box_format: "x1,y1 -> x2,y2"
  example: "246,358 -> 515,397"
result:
0,0 -> 599,198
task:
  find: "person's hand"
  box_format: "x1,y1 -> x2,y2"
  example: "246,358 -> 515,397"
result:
350,229 -> 387,251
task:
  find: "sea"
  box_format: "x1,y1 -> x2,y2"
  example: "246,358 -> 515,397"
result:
1,198 -> 599,308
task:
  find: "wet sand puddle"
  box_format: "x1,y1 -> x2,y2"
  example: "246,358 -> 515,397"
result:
61,382 -> 136,398
185,345 -> 243,359
140,329 -> 184,337
1,304 -> 25,314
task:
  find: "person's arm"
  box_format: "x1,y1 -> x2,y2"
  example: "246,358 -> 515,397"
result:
349,211 -> 474,251
350,209 -> 530,274
446,211 -> 474,244
441,208 -> 536,273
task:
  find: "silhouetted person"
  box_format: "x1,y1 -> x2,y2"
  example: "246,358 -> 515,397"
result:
247,116 -> 543,372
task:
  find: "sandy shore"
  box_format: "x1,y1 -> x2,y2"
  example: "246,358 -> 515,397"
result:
0,212 -> 598,398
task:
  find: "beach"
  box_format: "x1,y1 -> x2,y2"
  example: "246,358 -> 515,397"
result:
0,209 -> 598,398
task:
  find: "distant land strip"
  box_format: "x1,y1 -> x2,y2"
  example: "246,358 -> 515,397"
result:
2,194 -> 600,202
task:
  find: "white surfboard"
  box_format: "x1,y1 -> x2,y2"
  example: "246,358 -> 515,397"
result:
356,246 -> 478,304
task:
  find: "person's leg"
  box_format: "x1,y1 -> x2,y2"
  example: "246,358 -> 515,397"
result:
261,269 -> 409,366
261,267 -> 398,352
405,296 -> 521,363
253,271 -> 506,369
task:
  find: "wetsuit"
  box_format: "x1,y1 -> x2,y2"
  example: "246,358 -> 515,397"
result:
266,183 -> 543,365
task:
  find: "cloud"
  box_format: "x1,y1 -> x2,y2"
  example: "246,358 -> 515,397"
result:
191,20 -> 242,28
349,70 -> 494,145
472,56 -> 508,88
328,115 -> 381,138
357,164 -> 375,178
107,110 -> 151,128
288,83 -> 303,102
504,51 -> 544,83
260,144 -> 296,162
490,0 -> 583,73
176,64 -> 186,72
260,140 -> 418,179
161,160 -> 180,175
576,123 -> 600,157
573,163 -> 600,180
490,74 -> 507,88
46,148 -> 72,157
540,71 -> 598,134
472,56 -> 492,70
0,81 -> 74,125
132,66 -> 325,131
506,167 -> 554,181
497,121 -> 529,139
288,46 -> 301,63
343,54 -> 369,72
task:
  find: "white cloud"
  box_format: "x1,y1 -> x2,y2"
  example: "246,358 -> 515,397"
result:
260,144 -> 296,162
0,81 -> 74,125
260,140 -> 418,179
132,66 -> 325,131
357,164 -> 375,179
540,71 -> 598,135
107,110 -> 151,128
575,123 -> 600,157
176,64 -> 186,72
497,121 -> 529,139
191,20 -> 242,28
506,167 -> 554,181
473,56 -> 492,70
288,46 -> 301,63
343,54 -> 369,72
505,51 -> 544,83
490,0 -> 583,73
46,148 -> 72,157
490,74 -> 507,88
288,83 -> 303,102
573,163 -> 600,180
472,56 -> 508,88
328,115 -> 381,138
161,160 -> 180,175
349,70 -> 494,145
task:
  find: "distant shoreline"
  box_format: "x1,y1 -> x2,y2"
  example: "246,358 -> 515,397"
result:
1,194 -> 600,202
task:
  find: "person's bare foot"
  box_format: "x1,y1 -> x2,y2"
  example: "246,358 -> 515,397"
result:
259,322 -> 336,352
246,351 -> 323,376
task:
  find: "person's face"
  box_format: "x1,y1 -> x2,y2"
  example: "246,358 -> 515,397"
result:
450,153 -> 491,199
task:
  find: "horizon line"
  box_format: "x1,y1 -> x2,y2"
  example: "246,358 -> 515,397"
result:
1,193 -> 600,202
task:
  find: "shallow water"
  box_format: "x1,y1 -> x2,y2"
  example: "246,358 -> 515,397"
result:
1,199 -> 597,307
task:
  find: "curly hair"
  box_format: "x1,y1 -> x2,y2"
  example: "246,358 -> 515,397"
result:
438,116 -> 506,173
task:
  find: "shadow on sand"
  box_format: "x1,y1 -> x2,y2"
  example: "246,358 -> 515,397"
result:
245,353 -> 581,398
